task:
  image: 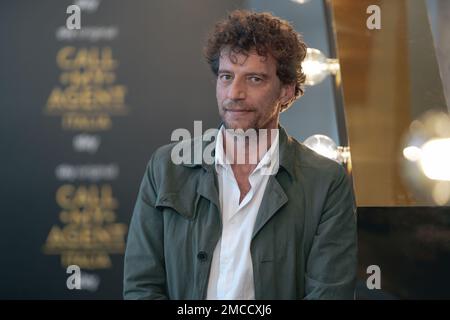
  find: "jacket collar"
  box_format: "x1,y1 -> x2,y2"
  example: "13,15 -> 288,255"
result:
277,125 -> 296,178
179,123 -> 296,238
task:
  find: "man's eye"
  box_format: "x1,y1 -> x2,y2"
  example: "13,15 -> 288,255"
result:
249,76 -> 262,83
219,74 -> 232,81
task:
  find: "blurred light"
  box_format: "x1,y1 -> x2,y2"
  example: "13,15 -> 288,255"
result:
402,146 -> 422,162
301,48 -> 340,86
303,134 -> 351,166
401,111 -> 450,205
432,181 -> 450,206
420,138 -> 450,181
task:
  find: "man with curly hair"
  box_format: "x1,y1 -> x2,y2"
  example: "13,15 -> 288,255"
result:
124,10 -> 357,300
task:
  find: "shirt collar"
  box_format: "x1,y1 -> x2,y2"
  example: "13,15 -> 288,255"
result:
214,125 -> 229,172
182,123 -> 295,179
214,125 -> 280,176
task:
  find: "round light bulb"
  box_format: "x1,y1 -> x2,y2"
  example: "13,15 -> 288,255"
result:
301,48 -> 340,86
303,134 -> 339,161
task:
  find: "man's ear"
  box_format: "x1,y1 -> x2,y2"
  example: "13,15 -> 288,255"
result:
279,83 -> 296,110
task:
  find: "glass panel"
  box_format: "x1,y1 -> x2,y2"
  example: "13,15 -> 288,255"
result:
329,0 -> 448,206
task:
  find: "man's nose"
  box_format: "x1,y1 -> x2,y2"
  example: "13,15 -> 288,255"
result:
228,78 -> 246,100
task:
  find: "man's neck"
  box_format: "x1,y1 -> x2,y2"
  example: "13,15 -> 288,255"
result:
222,126 -> 278,167
219,125 -> 279,203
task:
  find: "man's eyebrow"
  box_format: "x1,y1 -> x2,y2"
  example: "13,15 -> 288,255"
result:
247,72 -> 269,79
218,69 -> 232,74
217,69 -> 269,78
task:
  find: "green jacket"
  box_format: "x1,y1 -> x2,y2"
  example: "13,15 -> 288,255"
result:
123,126 -> 357,299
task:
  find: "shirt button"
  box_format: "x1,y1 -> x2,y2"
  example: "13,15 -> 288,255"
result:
197,251 -> 208,261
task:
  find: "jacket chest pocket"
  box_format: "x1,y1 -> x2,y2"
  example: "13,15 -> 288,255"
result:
155,192 -> 200,220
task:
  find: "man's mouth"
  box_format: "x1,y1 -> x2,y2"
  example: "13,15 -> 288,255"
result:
224,109 -> 254,113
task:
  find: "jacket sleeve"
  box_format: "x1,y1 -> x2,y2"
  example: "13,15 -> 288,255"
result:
123,154 -> 168,299
304,165 -> 358,299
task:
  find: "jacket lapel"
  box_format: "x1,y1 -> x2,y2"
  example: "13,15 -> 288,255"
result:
252,174 -> 288,239
252,126 -> 296,239
180,124 -> 296,235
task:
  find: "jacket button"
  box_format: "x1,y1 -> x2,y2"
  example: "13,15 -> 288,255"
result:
197,251 -> 208,261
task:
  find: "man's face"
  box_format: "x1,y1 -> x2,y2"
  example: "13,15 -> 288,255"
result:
216,47 -> 294,131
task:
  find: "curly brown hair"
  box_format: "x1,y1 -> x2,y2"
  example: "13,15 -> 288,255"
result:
204,10 -> 307,111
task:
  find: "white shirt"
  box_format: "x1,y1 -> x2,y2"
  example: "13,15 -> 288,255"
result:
206,126 -> 279,300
